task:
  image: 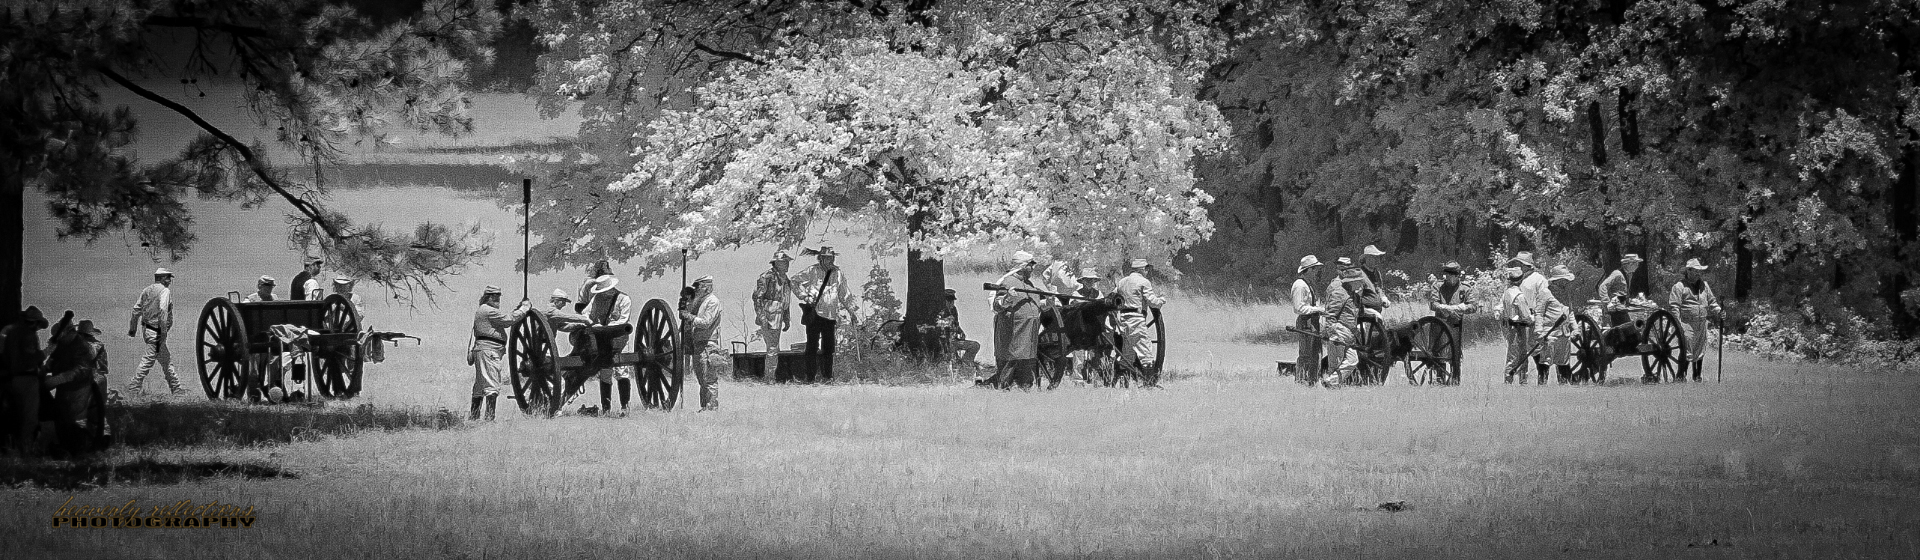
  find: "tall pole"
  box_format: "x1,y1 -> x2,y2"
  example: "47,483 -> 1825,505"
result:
681,248 -> 689,289
1717,315 -> 1725,383
522,178 -> 532,300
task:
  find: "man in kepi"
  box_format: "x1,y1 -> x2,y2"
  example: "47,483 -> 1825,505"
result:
291,257 -> 323,301
469,285 -> 530,421
793,247 -> 856,381
752,251 -> 794,377
1290,255 -> 1325,385
1426,261 -> 1476,385
1668,258 -> 1721,382
243,276 -> 276,303
1114,258 -> 1168,388
126,268 -> 183,396
682,276 -> 723,411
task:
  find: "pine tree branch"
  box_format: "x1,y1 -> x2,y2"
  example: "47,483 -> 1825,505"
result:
97,66 -> 348,241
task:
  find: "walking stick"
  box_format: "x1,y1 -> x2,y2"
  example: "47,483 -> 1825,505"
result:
1717,314 -> 1725,383
522,178 -> 532,301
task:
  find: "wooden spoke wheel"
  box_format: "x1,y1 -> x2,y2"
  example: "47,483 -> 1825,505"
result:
194,297 -> 250,400
1569,314 -> 1608,384
1353,315 -> 1391,385
1639,310 -> 1688,383
313,294 -> 364,399
1148,308 -> 1167,374
635,299 -> 683,410
508,309 -> 565,417
1403,317 -> 1458,386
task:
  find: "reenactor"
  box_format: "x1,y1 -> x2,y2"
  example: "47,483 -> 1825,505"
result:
793,247 -> 857,381
933,289 -> 982,364
1,306 -> 51,452
291,257 -> 324,301
1290,255 -> 1325,385
1426,261 -> 1476,385
46,319 -> 111,456
1668,258 -> 1721,382
1358,245 -> 1392,306
243,276 -> 276,303
1598,254 -> 1645,347
1544,264 -> 1577,384
1114,258 -> 1168,388
468,286 -> 530,421
126,268 -> 182,396
1500,266 -> 1533,384
581,274 -> 634,415
682,276 -> 723,411
1512,252 -> 1568,385
1321,266 -> 1368,388
990,251 -> 1048,389
752,251 -> 795,377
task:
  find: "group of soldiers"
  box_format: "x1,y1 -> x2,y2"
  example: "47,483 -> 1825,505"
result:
466,248 -> 856,419
1289,245 -> 1723,387
981,253 -> 1166,390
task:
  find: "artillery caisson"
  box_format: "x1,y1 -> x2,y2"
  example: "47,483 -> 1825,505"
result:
506,298 -> 685,416
194,294 -> 389,401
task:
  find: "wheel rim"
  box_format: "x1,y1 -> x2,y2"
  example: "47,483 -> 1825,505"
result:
195,298 -> 248,400
1570,315 -> 1603,383
315,295 -> 361,398
1640,311 -> 1687,381
1405,317 -> 1454,386
1356,316 -> 1388,385
637,299 -> 681,410
1150,308 -> 1167,374
509,310 -> 562,417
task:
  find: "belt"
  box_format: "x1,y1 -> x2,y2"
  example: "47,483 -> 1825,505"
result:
474,335 -> 505,345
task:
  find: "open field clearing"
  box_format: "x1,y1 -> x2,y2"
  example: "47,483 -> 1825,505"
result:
4,345 -> 1918,559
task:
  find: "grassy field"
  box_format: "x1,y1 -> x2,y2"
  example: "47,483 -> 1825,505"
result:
4,344 -> 1917,559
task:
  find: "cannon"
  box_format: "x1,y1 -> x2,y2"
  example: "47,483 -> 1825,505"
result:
1567,299 -> 1690,383
981,283 -> 1166,387
505,299 -> 685,417
193,294 -> 410,401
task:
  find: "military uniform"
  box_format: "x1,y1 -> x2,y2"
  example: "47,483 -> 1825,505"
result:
1322,272 -> 1363,387
1501,272 -> 1534,384
793,255 -> 855,381
751,256 -> 793,375
683,281 -> 723,410
127,270 -> 182,395
1668,259 -> 1720,382
992,269 -> 1049,389
1426,266 -> 1474,385
1,307 -> 50,453
1114,261 -> 1168,386
1519,263 -> 1568,384
469,289 -> 529,420
1291,256 -> 1325,385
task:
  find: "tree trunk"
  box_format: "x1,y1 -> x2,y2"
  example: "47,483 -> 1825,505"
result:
1734,228 -> 1753,300
1882,140 -> 1920,337
1,162 -> 21,327
1616,88 -> 1642,158
1586,100 -> 1609,168
899,210 -> 949,360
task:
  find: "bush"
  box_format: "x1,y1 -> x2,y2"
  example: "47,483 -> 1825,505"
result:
1728,300 -> 1920,369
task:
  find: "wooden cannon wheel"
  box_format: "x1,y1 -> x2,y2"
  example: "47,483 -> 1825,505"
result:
1569,314 -> 1608,383
635,299 -> 683,411
1352,315 -> 1391,385
313,294 -> 364,398
1402,316 -> 1460,386
508,309 -> 565,417
1639,310 -> 1688,382
194,297 -> 249,400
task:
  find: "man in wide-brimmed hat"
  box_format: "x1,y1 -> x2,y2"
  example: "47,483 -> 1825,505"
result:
1542,264 -> 1579,384
1598,253 -> 1646,328
794,246 -> 857,382
1500,266 -> 1534,384
1424,261 -> 1476,385
1667,258 -> 1721,382
1509,252 -> 1567,385
581,273 -> 635,415
469,285 -> 530,421
1114,257 -> 1168,387
1291,255 -> 1327,385
682,275 -> 723,411
989,251 -> 1049,389
2,306 -> 52,452
126,268 -> 182,396
752,250 -> 795,378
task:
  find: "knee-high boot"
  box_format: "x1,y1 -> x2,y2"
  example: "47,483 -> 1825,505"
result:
468,397 -> 483,421
598,381 -> 613,415
483,395 -> 497,421
699,384 -> 717,411
617,379 -> 632,413
1556,365 -> 1572,384
1535,363 -> 1549,385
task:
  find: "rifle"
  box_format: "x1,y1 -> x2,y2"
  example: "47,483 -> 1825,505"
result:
980,283 -> 1127,307
1501,314 -> 1570,379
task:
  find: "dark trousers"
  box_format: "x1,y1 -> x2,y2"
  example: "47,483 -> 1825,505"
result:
805,318 -> 838,381
4,376 -> 41,454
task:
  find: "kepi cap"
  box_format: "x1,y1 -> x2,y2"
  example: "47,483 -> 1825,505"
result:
258,275 -> 276,285
483,285 -> 502,296
693,275 -> 714,285
1339,268 -> 1367,282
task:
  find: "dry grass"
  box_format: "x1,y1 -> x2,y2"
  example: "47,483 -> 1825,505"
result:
4,345 -> 1918,558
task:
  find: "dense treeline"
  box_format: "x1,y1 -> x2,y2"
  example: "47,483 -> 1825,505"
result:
1182,0 -> 1920,341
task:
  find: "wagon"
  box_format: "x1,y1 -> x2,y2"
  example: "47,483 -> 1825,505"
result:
505,298 -> 686,417
1566,299 -> 1690,383
194,294 -> 367,401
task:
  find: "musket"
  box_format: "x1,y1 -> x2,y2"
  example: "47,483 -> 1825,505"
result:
980,282 -> 1108,304
1501,314 -> 1570,380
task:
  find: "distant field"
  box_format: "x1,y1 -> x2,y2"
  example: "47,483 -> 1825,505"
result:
3,346 -> 1917,559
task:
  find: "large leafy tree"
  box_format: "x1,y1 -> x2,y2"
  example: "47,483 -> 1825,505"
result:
0,0 -> 502,325
521,0 -> 1266,353
1197,0 -> 1920,336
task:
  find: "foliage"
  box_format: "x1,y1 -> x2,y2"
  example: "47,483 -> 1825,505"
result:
859,263 -> 903,332
0,0 -> 502,304
1730,300 -> 1920,369
515,0 -> 1270,277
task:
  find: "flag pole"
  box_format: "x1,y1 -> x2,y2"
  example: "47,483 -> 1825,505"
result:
522,178 -> 532,301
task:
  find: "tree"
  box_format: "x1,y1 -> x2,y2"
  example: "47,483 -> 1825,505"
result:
0,0 -> 502,325
521,0 -> 1263,355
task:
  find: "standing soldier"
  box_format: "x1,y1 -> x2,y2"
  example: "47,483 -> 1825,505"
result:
1,307 -> 51,452
1668,258 -> 1721,382
1321,266 -> 1368,388
991,252 -> 1048,389
581,274 -> 634,415
47,320 -> 111,456
243,276 -> 276,303
1291,255 -> 1325,385
1501,266 -> 1534,384
126,268 -> 182,396
752,251 -> 795,377
1358,245 -> 1393,306
468,286 -> 530,421
682,276 -> 723,411
1512,252 -> 1567,385
291,258 -> 323,301
793,247 -> 856,382
1543,264 -> 1577,384
1114,258 -> 1168,388
545,288 -> 590,353
1598,254 -> 1645,347
1427,261 -> 1477,385
576,259 -> 614,312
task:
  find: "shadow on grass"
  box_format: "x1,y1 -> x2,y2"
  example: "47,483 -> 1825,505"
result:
0,457 -> 297,490
108,401 -> 466,449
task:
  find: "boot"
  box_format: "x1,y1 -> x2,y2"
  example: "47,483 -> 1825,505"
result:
1504,372 -> 1515,384
1556,365 -> 1572,385
598,381 -> 613,416
1691,360 -> 1704,382
699,385 -> 718,411
1535,364 -> 1549,385
484,395 -> 497,421
1672,360 -> 1688,382
469,397 -> 483,421
617,379 -> 633,415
